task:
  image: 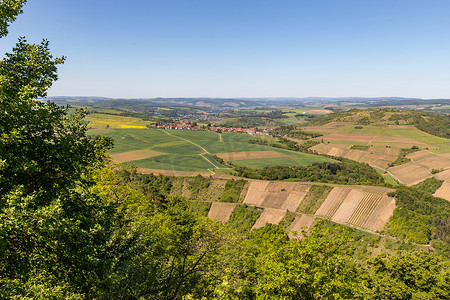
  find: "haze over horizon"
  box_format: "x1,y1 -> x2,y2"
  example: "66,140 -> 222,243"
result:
2,0 -> 450,99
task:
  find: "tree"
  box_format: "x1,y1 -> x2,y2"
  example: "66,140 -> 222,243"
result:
364,252 -> 450,299
0,2 -> 117,298
0,0 -> 26,37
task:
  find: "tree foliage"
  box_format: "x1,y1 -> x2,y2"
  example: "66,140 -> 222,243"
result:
0,0 -> 26,37
232,158 -> 385,186
2,3 -> 449,299
0,4 -> 116,297
385,186 -> 450,248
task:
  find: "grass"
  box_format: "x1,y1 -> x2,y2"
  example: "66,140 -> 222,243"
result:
278,212 -> 297,230
124,154 -> 220,172
297,185 -> 333,214
374,168 -> 399,186
187,201 -> 212,217
336,125 -> 450,152
97,127 -> 335,172
227,204 -> 262,232
350,145 -> 370,151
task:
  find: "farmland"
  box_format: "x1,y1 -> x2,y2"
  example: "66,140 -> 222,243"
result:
164,176 -> 397,235
434,181 -> 450,201
89,115 -> 334,173
298,109 -> 450,189
85,112 -> 150,129
197,180 -> 397,234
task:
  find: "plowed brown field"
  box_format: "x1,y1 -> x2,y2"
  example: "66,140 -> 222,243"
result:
111,149 -> 164,163
207,202 -> 237,223
315,187 -> 352,218
388,162 -> 432,186
244,181 -> 310,211
215,151 -> 288,161
436,169 -> 450,181
244,181 -> 270,206
314,185 -> 396,231
209,180 -> 396,234
331,189 -> 365,223
252,208 -> 286,230
433,181 -> 450,201
288,215 -> 316,237
311,143 -> 397,169
407,150 -> 450,171
281,184 -> 310,211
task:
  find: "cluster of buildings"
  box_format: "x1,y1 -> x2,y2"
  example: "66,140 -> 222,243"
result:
147,122 -> 272,136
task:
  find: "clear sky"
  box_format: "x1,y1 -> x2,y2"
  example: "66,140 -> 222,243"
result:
1,0 -> 450,98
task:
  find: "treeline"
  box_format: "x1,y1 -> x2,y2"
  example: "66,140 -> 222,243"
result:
87,167 -> 450,299
111,169 -> 247,204
248,137 -> 319,153
385,179 -> 450,254
232,159 -> 386,186
305,108 -> 450,139
390,146 -> 420,166
413,112 -> 450,139
3,5 -> 448,298
89,108 -> 154,121
272,125 -> 323,139
220,116 -> 280,128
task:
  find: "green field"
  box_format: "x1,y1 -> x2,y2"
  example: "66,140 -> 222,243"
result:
375,168 -> 399,186
99,128 -> 335,172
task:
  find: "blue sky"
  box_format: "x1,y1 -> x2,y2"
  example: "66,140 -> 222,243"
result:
2,0 -> 450,98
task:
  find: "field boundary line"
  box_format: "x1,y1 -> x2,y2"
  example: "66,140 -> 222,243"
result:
160,129 -> 210,153
366,128 -> 385,146
200,154 -> 221,170
371,165 -> 404,185
408,157 -> 436,179
160,129 -> 220,170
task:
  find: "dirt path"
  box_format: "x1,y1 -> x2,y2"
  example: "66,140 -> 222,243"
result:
371,165 -> 405,185
408,156 -> 436,179
160,129 -> 230,174
160,129 -> 210,153
366,128 -> 385,145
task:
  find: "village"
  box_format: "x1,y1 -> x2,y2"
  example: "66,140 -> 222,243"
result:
147,121 -> 273,136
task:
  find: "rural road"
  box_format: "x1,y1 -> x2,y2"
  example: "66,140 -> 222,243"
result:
159,129 -> 229,173
370,165 -> 404,185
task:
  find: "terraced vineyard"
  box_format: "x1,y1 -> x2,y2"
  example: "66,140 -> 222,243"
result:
347,194 -> 384,228
315,188 -> 352,219
203,180 -> 396,234
301,109 -> 450,189
252,208 -> 287,230
207,202 -> 237,223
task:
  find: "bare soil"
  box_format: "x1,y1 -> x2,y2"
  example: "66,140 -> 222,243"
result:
138,168 -> 212,177
207,202 -> 237,223
433,181 -> 450,201
252,208 -> 286,230
214,150 -> 288,161
111,149 -> 164,163
388,162 -> 433,186
288,215 -> 316,238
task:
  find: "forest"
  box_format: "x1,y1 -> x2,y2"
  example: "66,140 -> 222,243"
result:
232,159 -> 386,185
1,2 -> 450,299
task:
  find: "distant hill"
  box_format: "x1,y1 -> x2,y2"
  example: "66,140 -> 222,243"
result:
306,108 -> 450,139
45,96 -> 450,110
